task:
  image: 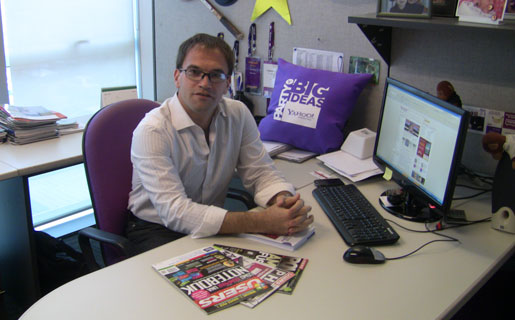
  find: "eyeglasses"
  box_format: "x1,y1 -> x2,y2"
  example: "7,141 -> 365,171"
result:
179,68 -> 228,83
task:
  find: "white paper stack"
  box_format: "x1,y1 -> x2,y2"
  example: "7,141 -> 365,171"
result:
277,148 -> 317,163
316,128 -> 383,182
317,150 -> 383,182
262,140 -> 292,157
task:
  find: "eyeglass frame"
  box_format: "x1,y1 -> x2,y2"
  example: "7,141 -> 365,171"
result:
178,67 -> 229,83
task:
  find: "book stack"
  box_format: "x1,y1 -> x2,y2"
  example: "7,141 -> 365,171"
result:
57,119 -> 82,135
262,140 -> 317,163
0,105 -> 67,144
262,140 -> 292,157
152,244 -> 309,314
0,127 -> 6,143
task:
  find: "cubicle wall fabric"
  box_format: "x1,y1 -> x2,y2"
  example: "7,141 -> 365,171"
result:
258,59 -> 371,154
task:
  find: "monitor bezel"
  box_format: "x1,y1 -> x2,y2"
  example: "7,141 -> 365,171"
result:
373,77 -> 469,217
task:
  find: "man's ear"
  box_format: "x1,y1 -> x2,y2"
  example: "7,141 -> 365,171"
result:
173,69 -> 181,88
224,76 -> 232,94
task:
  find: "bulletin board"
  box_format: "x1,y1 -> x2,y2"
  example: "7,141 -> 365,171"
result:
154,0 -> 385,133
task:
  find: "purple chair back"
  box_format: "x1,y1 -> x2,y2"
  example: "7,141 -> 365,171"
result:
82,99 -> 159,265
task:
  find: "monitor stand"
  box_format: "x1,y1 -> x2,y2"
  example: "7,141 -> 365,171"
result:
379,188 -> 441,223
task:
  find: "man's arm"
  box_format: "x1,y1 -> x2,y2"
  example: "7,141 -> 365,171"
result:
266,190 -> 293,206
218,193 -> 313,236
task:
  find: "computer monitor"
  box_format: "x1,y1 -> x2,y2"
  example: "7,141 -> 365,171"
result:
373,78 -> 469,222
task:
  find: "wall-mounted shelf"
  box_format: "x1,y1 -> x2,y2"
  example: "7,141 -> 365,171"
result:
348,13 -> 515,64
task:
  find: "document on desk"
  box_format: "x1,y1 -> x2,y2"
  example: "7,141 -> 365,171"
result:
276,148 -> 317,163
317,150 -> 383,182
262,140 -> 292,157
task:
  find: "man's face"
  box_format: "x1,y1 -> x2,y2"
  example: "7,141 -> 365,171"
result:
397,0 -> 408,6
174,45 -> 230,119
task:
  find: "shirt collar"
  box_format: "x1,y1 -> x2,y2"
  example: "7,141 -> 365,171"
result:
168,93 -> 229,131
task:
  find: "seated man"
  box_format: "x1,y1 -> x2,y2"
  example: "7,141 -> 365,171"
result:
126,33 -> 313,253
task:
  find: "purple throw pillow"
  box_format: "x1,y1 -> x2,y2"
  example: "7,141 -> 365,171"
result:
258,58 -> 372,154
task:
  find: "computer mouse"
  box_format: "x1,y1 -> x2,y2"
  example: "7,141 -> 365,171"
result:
343,245 -> 386,264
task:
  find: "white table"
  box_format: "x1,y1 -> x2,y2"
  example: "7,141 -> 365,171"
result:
0,161 -> 17,181
19,159 -> 515,320
0,132 -> 84,307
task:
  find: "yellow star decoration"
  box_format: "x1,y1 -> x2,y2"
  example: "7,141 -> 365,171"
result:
251,0 -> 292,25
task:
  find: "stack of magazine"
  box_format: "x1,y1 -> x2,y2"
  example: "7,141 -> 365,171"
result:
262,140 -> 317,163
0,105 -> 67,144
0,127 -> 6,143
152,244 -> 309,315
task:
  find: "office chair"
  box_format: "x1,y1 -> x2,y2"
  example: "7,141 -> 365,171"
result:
79,99 -> 255,272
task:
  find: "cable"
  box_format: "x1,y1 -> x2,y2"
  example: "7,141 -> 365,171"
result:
385,239 -> 457,261
441,217 -> 491,229
382,218 -> 490,261
458,165 -> 494,190
455,183 -> 491,191
453,189 -> 491,201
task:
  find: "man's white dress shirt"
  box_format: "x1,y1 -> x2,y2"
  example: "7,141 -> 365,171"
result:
128,94 -> 295,238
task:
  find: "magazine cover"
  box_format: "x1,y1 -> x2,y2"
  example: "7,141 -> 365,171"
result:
215,246 -> 295,308
2,105 -> 67,122
214,244 -> 309,295
152,246 -> 270,314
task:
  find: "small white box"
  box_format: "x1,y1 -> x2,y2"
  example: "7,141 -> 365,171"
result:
341,128 -> 376,159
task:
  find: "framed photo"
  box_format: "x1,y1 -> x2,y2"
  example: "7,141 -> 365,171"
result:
377,0 -> 432,18
432,0 -> 458,17
456,0 -> 508,25
349,56 -> 380,84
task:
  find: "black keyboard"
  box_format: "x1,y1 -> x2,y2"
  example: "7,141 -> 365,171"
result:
313,184 -> 400,246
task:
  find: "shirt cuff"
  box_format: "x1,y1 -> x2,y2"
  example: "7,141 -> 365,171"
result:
190,206 -> 228,239
254,182 -> 296,208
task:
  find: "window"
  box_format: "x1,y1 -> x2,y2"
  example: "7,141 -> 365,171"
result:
1,0 -> 137,118
1,0 -> 141,236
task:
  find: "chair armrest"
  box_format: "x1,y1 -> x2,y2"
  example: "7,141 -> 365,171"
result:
227,187 -> 256,209
78,227 -> 135,272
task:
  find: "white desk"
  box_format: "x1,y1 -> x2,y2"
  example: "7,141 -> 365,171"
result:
0,161 -> 17,180
0,132 -> 84,307
0,132 -> 83,176
19,159 -> 515,320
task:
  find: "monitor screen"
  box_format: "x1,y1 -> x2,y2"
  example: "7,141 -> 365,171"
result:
374,78 -> 469,222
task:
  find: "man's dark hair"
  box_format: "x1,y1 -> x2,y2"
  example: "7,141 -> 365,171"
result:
176,33 -> 234,75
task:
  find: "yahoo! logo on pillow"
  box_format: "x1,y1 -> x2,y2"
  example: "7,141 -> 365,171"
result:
286,108 -> 315,119
274,78 -> 330,121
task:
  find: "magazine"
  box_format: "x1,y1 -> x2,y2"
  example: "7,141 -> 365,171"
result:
215,246 -> 295,308
0,105 -> 66,126
262,140 -> 292,157
276,148 -> 318,163
239,225 -> 315,251
214,244 -> 309,295
0,105 -> 65,144
152,246 -> 270,314
1,105 -> 66,122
